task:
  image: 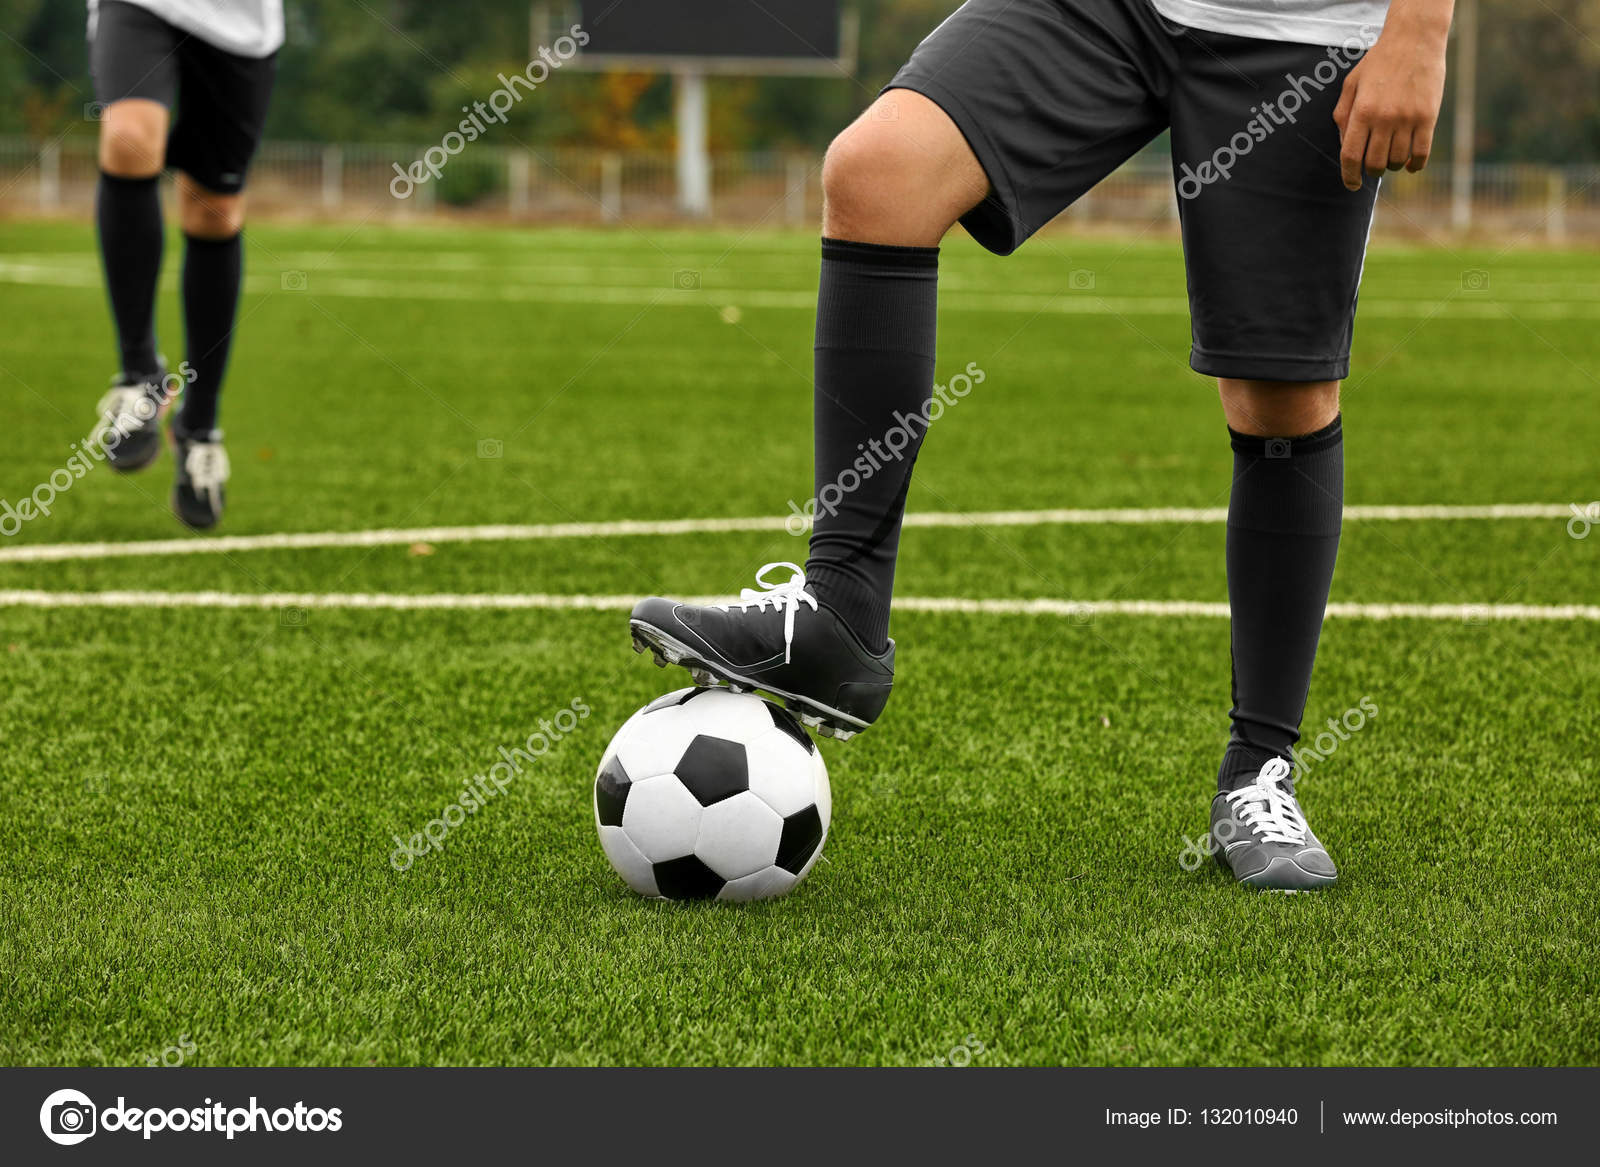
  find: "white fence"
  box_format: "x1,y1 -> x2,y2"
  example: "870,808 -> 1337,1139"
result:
5,136 -> 1597,240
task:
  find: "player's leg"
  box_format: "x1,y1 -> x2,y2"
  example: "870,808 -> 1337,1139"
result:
164,33 -> 278,528
89,1 -> 179,471
631,0 -> 1176,736
799,90 -> 986,657
629,95 -> 982,737
1168,26 -> 1381,888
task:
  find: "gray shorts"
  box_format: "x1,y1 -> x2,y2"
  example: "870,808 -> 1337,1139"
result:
887,0 -> 1382,381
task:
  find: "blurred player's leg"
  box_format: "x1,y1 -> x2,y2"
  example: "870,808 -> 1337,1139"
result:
96,101 -> 167,387
173,173 -> 244,438
161,23 -> 277,527
89,1 -> 182,471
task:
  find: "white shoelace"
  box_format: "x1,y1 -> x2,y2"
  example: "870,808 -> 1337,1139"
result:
1224,756 -> 1308,846
714,561 -> 818,663
94,386 -> 158,439
183,442 -> 231,510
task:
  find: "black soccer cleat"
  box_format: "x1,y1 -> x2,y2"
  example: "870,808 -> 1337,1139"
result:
170,424 -> 230,529
1210,757 -> 1338,891
629,562 -> 894,740
95,364 -> 170,472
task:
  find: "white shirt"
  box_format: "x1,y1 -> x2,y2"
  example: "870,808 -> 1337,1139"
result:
1149,0 -> 1391,48
89,0 -> 284,59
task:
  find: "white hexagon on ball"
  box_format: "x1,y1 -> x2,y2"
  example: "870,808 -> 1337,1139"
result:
718,866 -> 800,902
612,715 -> 698,785
620,774 -> 702,862
745,726 -> 816,818
597,824 -> 658,897
683,686 -> 774,743
696,790 -> 783,880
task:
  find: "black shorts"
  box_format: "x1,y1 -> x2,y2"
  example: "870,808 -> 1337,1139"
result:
887,0 -> 1382,381
89,0 -> 278,195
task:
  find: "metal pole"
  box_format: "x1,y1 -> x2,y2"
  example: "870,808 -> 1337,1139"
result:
321,144 -> 342,210
1450,0 -> 1478,232
674,69 -> 711,217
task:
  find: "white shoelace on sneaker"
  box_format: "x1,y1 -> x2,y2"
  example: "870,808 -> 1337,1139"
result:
183,442 -> 231,511
94,385 -> 159,439
1224,757 -> 1308,846
714,561 -> 818,664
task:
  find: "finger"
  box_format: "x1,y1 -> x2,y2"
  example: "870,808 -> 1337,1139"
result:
1364,124 -> 1394,178
1406,124 -> 1435,173
1332,75 -> 1357,134
1387,128 -> 1412,171
1340,114 -> 1371,190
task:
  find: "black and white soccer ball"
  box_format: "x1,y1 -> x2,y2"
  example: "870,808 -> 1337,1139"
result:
594,687 -> 831,901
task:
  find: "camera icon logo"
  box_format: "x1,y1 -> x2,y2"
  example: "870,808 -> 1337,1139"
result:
673,269 -> 701,290
280,606 -> 308,628
40,1089 -> 97,1145
476,438 -> 503,459
1068,269 -> 1096,291
84,102 -> 108,122
1461,269 -> 1490,292
1265,437 -> 1292,459
280,270 -> 308,291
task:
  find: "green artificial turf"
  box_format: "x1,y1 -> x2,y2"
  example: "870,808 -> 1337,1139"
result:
0,220 -> 1596,1065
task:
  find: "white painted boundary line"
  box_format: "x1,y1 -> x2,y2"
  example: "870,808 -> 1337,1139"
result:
0,504 -> 1574,564
5,260 -> 1600,319
0,590 -> 1595,622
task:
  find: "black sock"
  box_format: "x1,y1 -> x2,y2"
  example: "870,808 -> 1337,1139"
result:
96,172 -> 165,378
175,232 -> 243,435
803,238 -> 939,653
1220,415 -> 1344,791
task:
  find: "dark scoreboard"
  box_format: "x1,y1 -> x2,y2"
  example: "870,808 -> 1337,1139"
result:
573,1 -> 847,70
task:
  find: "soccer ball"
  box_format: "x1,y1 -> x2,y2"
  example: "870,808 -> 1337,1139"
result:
594,687 -> 831,901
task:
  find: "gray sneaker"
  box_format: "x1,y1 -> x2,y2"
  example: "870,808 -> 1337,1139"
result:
1210,757 -> 1337,891
95,364 -> 170,472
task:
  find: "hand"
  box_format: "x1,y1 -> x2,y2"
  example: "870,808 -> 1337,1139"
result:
1332,3 -> 1453,190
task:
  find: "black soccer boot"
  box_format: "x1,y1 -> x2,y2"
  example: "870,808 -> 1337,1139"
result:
630,562 -> 894,740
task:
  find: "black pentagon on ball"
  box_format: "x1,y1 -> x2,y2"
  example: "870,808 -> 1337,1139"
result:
652,855 -> 726,901
767,700 -> 816,755
674,734 -> 748,806
642,687 -> 706,715
594,755 -> 630,827
775,805 -> 824,875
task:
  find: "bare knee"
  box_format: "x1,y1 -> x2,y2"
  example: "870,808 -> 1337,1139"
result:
821,90 -> 988,246
98,100 -> 168,177
1219,379 -> 1341,437
177,174 -> 245,239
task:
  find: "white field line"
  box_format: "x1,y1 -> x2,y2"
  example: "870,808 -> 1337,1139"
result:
5,260 -> 1600,319
0,589 -> 1595,621
0,504 -> 1574,565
